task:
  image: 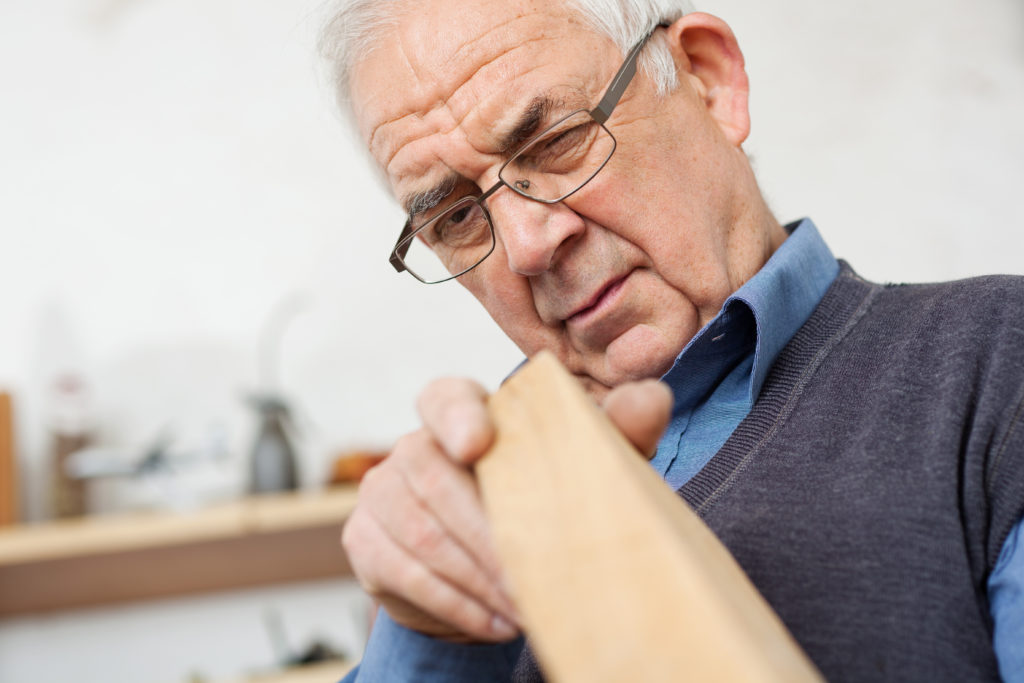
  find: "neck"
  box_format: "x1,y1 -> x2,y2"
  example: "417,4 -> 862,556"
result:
724,160 -> 787,295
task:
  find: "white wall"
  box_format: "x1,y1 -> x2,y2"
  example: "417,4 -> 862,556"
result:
715,0 -> 1024,284
0,0 -> 1021,681
0,579 -> 370,683
0,0 -> 525,524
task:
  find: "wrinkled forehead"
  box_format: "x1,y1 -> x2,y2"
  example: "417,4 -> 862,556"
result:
348,0 -> 609,178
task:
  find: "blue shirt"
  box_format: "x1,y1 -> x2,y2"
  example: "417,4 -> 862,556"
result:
344,220 -> 1024,682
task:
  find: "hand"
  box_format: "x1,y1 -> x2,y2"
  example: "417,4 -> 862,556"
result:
341,375 -> 673,643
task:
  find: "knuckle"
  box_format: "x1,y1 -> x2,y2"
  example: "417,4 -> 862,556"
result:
418,378 -> 486,418
406,516 -> 444,557
339,516 -> 359,554
340,512 -> 374,563
390,430 -> 433,467
416,460 -> 451,500
355,569 -> 382,597
340,518 -> 388,597
421,376 -> 467,399
417,378 -> 455,415
386,434 -> 414,463
450,600 -> 491,637
394,557 -> 430,598
357,462 -> 382,491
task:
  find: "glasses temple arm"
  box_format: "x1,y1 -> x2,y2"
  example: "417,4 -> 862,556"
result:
590,23 -> 666,125
390,219 -> 414,273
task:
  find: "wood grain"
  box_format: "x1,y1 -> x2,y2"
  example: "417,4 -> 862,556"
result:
477,351 -> 822,683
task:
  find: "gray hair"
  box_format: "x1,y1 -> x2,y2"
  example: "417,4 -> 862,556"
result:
319,0 -> 695,120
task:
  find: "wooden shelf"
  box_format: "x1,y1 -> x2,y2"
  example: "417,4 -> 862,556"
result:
222,660 -> 354,683
0,487 -> 359,618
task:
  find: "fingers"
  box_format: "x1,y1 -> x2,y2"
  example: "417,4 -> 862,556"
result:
374,436 -> 516,618
395,431 -> 509,593
602,380 -> 674,459
342,503 -> 518,642
341,374 -> 518,642
416,377 -> 494,464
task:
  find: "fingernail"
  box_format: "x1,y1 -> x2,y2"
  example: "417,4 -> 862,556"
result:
447,410 -> 480,461
498,588 -> 521,621
446,424 -> 467,459
491,614 -> 517,639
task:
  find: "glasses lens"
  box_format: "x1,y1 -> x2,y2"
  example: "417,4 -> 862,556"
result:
396,197 -> 495,283
499,110 -> 615,202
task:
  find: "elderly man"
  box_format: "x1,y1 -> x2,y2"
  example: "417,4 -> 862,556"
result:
321,0 -> 1024,680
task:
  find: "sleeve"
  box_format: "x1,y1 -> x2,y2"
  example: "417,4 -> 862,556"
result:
989,518 -> 1024,683
340,609 -> 525,683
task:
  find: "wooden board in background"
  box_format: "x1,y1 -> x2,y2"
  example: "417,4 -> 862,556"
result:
0,487 -> 358,617
0,392 -> 17,526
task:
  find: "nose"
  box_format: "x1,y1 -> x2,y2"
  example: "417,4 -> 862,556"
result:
488,191 -> 586,276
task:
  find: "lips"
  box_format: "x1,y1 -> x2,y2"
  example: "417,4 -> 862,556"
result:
565,272 -> 631,324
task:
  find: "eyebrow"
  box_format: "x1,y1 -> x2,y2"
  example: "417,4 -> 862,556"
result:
402,173 -> 461,218
495,95 -> 556,155
400,94 -> 566,219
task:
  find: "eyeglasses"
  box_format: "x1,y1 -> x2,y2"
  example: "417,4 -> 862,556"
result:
389,24 -> 664,284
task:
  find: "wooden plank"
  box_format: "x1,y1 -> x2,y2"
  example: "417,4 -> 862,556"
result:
0,392 -> 16,526
477,351 -> 822,683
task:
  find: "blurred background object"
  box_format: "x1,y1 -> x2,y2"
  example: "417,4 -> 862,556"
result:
0,392 -> 18,526
247,293 -> 308,495
66,425 -> 240,512
48,374 -> 93,518
328,449 -> 388,486
248,394 -> 299,494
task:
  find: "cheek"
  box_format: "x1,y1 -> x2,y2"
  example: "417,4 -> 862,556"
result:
459,257 -> 551,352
595,146 -> 735,311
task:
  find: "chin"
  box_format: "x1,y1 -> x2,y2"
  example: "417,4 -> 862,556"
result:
599,324 -> 681,386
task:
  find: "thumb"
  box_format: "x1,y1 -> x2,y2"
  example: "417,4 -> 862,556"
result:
602,380 -> 673,460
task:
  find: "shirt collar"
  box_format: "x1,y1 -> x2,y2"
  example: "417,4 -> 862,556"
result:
660,218 -> 838,409
732,218 -> 839,402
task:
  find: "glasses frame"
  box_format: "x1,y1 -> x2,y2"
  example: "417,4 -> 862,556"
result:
389,23 -> 665,284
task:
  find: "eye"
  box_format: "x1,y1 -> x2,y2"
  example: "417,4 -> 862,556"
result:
447,205 -> 472,225
513,118 -> 599,174
430,201 -> 488,248
527,124 -> 589,161
541,124 -> 588,152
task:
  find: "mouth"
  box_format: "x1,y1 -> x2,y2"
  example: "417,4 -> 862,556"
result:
566,271 -> 633,325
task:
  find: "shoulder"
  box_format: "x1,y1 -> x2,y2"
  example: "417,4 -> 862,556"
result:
891,271 -> 1024,304
826,264 -> 1024,400
871,268 -> 1024,314
843,264 -> 1024,349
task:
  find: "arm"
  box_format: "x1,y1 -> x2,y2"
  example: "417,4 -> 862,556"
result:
989,517 -> 1024,682
341,610 -> 524,683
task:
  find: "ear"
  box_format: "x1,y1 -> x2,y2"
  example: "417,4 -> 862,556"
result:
664,13 -> 751,147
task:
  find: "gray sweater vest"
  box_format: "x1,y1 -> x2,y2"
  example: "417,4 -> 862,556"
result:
513,263 -> 1024,682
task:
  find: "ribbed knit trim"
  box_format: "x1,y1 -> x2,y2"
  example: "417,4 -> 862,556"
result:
679,262 -> 880,512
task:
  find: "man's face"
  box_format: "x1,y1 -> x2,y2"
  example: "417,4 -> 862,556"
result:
351,0 -> 771,396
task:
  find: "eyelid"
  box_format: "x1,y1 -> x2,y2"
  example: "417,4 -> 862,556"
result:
407,177 -> 477,221
496,93 -> 585,156
410,180 -> 484,225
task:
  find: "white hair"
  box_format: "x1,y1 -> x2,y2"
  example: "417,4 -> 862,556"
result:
318,0 -> 695,118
